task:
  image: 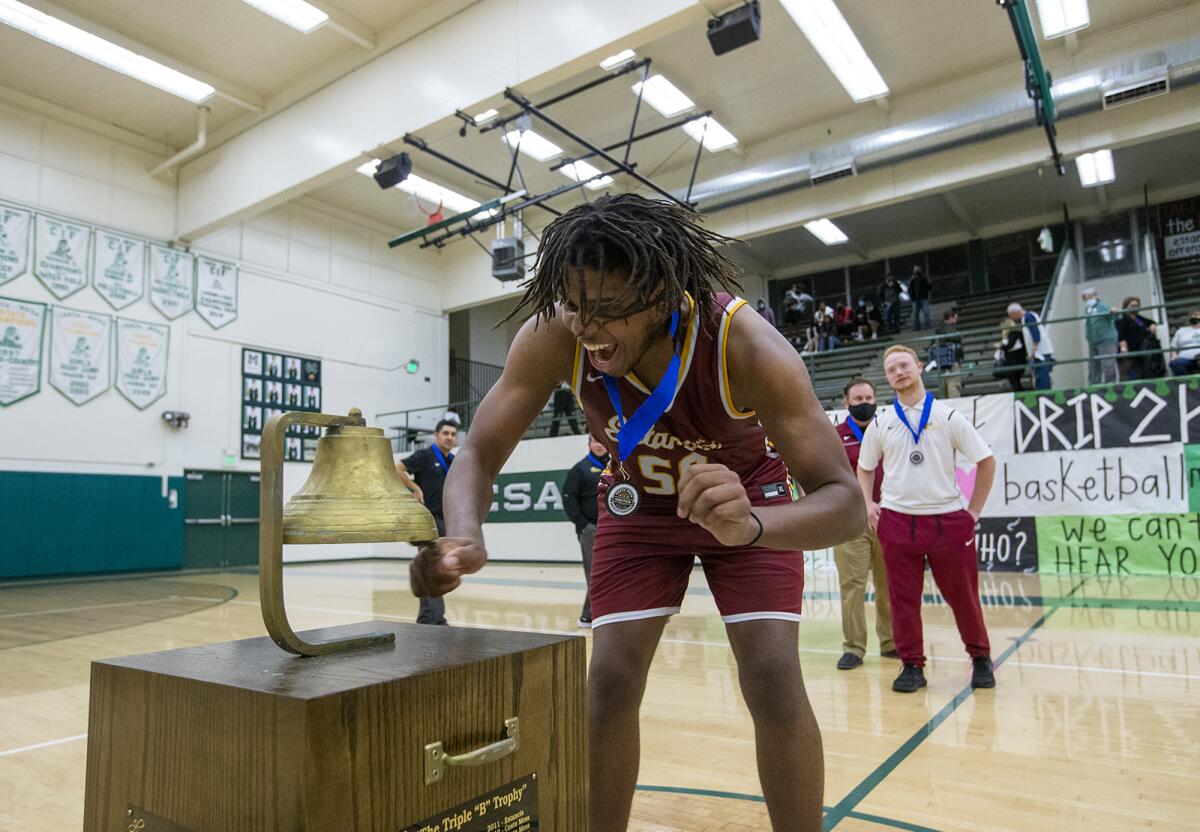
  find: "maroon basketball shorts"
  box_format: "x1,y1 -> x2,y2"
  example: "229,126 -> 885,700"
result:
588,509 -> 806,628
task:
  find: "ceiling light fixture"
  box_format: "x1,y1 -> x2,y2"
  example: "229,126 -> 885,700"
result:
1075,148 -> 1114,188
502,128 -> 563,162
0,0 -> 214,102
240,0 -> 328,33
777,0 -> 888,102
356,161 -> 489,218
599,49 -> 636,70
560,160 -> 614,190
1032,0 -> 1090,39
631,74 -> 695,118
682,116 -> 738,152
473,108 -> 499,125
804,218 -> 849,245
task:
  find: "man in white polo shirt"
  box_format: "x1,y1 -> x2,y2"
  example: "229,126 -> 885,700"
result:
856,345 -> 998,693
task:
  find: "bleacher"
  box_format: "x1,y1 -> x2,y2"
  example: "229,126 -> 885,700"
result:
1159,255 -> 1200,332
796,279 -> 1052,407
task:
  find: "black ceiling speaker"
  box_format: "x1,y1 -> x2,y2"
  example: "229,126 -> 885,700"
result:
372,153 -> 412,189
707,1 -> 761,56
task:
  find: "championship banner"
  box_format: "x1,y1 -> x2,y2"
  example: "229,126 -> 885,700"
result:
149,244 -> 194,320
0,295 -> 46,406
195,256 -> 238,329
93,231 -> 146,310
0,204 -> 31,286
116,318 -> 169,409
34,214 -> 90,299
50,306 -> 112,405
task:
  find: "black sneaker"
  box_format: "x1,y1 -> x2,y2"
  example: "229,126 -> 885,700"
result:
971,656 -> 995,689
892,663 -> 926,693
836,652 -> 863,670
880,649 -> 900,659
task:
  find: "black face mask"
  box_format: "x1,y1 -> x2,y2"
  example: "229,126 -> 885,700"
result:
848,402 -> 877,422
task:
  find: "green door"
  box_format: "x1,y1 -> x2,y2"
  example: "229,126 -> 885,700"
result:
225,472 -> 260,567
182,471 -> 260,569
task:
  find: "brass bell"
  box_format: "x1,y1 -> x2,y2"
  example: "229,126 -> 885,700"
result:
282,408 -> 437,544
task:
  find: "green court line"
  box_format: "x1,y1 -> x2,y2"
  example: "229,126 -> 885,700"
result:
633,785 -> 944,832
820,577 -> 1090,831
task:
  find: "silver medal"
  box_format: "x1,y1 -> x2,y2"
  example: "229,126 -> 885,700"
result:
605,482 -> 640,517
910,450 -> 925,465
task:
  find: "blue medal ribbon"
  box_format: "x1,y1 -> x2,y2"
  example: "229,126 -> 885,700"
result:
601,310 -> 681,462
847,418 -> 865,443
431,444 -> 452,472
586,452 -> 607,469
893,391 -> 934,448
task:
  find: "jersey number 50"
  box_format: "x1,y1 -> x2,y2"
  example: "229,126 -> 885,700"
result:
638,452 -> 708,496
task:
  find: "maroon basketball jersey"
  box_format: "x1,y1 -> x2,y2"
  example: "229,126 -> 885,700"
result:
571,292 -> 791,516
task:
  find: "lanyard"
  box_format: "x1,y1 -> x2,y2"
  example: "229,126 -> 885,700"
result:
847,418 -> 865,443
431,445 -> 452,472
586,452 -> 607,469
601,310 -> 681,462
893,392 -> 934,447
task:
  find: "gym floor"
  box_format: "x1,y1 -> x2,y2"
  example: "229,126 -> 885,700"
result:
1,561 -> 1197,831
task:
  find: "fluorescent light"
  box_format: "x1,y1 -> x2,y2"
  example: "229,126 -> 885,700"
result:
473,108 -> 499,125
1032,0 -> 1090,38
600,49 -> 636,70
355,160 -> 490,218
0,0 -> 215,102
631,74 -> 695,118
1075,149 -> 1114,188
778,0 -> 889,102
502,129 -> 563,162
240,0 -> 328,33
804,218 -> 849,245
560,160 -> 613,190
682,116 -> 738,152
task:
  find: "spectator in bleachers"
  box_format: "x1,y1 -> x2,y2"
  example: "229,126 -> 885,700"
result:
1007,302 -> 1055,389
932,310 -> 964,398
755,298 -> 776,327
909,266 -> 932,331
1081,287 -> 1119,385
994,318 -> 1028,392
817,310 -> 839,352
1116,297 -> 1159,380
834,302 -> 854,341
852,299 -> 871,340
878,274 -> 903,334
1168,311 -> 1200,376
782,285 -> 813,329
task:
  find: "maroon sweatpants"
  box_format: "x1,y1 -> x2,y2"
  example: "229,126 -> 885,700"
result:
876,508 -> 991,667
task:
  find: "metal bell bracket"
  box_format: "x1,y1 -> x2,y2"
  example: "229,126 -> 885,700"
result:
259,408 -> 396,657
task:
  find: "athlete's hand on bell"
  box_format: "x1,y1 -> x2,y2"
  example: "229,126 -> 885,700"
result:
676,463 -> 757,547
409,537 -> 486,597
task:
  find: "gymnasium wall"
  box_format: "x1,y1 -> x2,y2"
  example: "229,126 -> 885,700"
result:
0,99 -> 452,577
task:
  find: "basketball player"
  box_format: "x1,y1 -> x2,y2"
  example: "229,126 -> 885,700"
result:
410,194 -> 865,832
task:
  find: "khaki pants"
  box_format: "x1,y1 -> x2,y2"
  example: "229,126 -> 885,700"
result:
833,529 -> 895,657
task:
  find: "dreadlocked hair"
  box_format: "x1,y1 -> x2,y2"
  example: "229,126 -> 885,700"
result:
501,193 -> 744,334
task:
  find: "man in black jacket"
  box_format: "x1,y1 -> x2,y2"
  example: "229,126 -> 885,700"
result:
909,266 -> 932,331
562,436 -> 609,628
396,419 -> 458,624
878,274 -> 902,335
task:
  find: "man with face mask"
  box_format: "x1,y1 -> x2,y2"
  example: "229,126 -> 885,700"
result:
1081,288 -> 1118,385
755,297 -> 776,327
833,379 -> 896,670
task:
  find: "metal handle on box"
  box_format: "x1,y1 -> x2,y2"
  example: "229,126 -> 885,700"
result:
424,718 -> 519,785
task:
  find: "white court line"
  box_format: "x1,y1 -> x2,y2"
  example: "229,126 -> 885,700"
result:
0,733 -> 87,758
230,601 -> 1200,681
0,596 -> 220,620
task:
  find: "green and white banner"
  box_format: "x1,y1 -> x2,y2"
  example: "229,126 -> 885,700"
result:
116,318 -> 168,409
0,295 -> 46,406
35,215 -> 90,299
149,244 -> 194,320
93,231 -> 145,310
50,306 -> 111,405
195,255 -> 238,329
0,205 -> 31,286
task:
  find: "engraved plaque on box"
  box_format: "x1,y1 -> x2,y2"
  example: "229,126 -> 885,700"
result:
400,774 -> 537,832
